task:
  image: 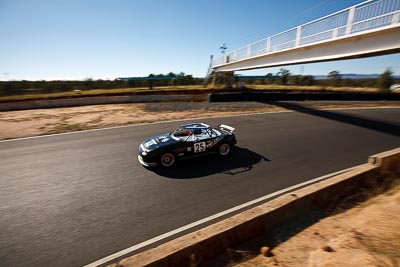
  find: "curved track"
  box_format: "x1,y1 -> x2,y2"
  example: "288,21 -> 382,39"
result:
0,106 -> 399,266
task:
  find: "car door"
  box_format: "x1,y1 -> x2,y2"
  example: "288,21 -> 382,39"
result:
193,139 -> 207,154
173,139 -> 193,158
192,132 -> 213,155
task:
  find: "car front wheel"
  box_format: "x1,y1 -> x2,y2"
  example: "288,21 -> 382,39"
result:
218,143 -> 231,156
160,153 -> 175,167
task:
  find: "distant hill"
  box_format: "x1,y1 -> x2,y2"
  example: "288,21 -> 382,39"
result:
313,74 -> 400,80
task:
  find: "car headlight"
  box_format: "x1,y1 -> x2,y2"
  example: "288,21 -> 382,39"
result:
141,151 -> 147,156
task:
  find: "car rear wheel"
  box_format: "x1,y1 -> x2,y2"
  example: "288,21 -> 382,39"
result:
160,153 -> 175,167
218,143 -> 231,156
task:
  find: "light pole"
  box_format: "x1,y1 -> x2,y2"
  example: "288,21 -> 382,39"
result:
219,43 -> 227,55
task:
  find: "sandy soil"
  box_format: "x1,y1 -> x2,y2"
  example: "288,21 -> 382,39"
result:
234,181 -> 400,267
1,101 -> 399,140
0,102 -> 282,140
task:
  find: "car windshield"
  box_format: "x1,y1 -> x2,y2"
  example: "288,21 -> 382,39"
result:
172,127 -> 192,137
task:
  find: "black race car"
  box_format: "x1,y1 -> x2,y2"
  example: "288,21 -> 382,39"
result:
138,122 -> 237,167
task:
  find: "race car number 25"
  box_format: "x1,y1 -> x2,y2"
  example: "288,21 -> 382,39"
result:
194,142 -> 206,153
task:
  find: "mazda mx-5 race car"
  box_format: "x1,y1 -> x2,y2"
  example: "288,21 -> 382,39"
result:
138,122 -> 237,167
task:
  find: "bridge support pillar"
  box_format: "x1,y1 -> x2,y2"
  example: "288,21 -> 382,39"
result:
210,71 -> 235,88
211,72 -> 217,87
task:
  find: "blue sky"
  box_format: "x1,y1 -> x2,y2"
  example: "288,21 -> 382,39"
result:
0,0 -> 399,81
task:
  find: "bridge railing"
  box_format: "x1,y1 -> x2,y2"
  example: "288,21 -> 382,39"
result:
212,0 -> 400,68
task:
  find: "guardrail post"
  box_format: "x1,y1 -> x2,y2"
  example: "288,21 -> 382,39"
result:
392,12 -> 400,25
346,6 -> 356,35
266,37 -> 271,53
332,28 -> 338,38
296,26 -> 302,47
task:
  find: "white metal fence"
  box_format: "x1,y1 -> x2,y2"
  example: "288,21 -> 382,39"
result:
212,0 -> 400,68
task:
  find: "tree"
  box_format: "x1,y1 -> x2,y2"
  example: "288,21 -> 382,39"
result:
301,75 -> 315,86
377,68 -> 393,92
277,68 -> 291,85
169,78 -> 178,86
182,74 -> 194,85
167,72 -> 176,77
264,72 -> 275,84
328,70 -> 342,87
289,75 -> 301,85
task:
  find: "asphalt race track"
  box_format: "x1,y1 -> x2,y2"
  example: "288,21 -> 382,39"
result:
0,106 -> 399,266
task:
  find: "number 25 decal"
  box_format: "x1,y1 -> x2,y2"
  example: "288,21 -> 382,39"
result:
194,142 -> 206,153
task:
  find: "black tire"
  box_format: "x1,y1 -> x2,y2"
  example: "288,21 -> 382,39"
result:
218,143 -> 231,156
159,153 -> 175,167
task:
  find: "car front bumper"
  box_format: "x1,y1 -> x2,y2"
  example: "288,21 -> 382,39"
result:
138,155 -> 157,167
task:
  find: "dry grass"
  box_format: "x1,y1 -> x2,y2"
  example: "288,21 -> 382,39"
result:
248,84 -> 380,92
233,176 -> 400,267
0,85 -> 214,102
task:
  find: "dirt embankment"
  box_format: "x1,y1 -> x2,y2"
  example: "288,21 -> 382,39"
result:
230,179 -> 400,267
1,101 -> 399,140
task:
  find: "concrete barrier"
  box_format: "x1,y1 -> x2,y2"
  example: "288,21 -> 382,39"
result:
208,92 -> 400,102
0,94 -> 208,111
2,91 -> 400,112
369,147 -> 400,174
105,147 -> 399,267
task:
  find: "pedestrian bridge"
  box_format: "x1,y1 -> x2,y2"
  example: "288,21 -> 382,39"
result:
211,0 -> 400,72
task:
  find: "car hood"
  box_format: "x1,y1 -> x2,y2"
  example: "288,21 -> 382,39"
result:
141,133 -> 178,151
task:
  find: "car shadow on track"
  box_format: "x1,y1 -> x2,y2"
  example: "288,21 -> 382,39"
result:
152,146 -> 270,179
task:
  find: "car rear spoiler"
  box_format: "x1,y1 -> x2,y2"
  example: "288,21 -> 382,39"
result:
218,124 -> 236,133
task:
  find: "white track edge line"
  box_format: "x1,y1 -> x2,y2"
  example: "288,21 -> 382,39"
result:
84,164 -> 361,267
0,110 -> 291,143
1,106 -> 398,143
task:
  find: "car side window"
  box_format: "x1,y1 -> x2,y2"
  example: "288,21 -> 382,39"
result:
213,129 -> 221,136
185,135 -> 196,142
194,132 -> 209,141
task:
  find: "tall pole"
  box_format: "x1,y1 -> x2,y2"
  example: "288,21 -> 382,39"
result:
220,43 -> 227,55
